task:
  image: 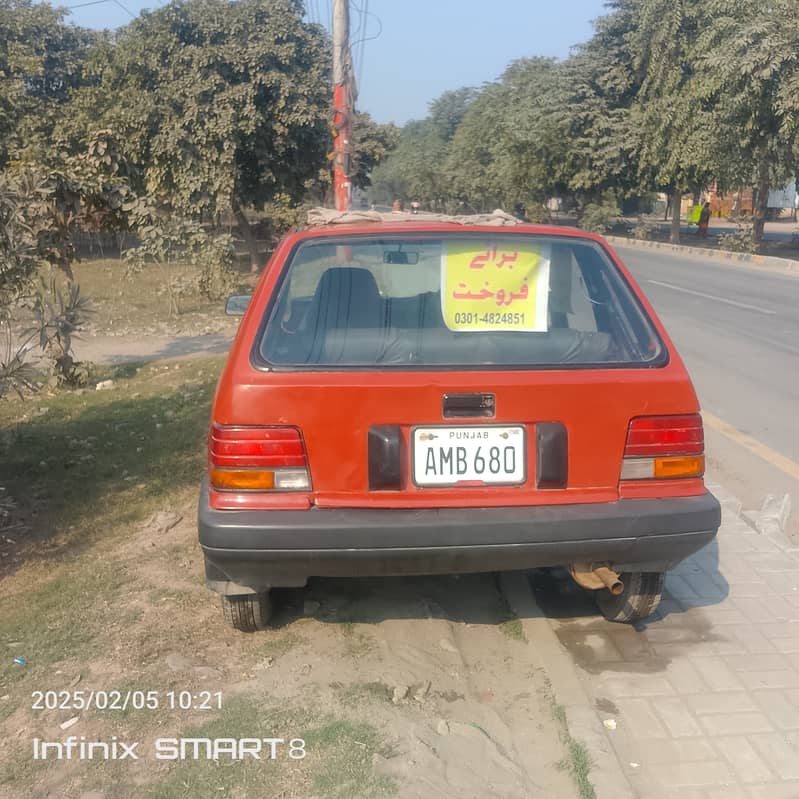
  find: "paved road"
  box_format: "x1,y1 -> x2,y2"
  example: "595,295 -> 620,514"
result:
617,245 -> 799,536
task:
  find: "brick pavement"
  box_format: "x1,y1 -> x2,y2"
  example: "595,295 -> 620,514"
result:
541,479 -> 799,798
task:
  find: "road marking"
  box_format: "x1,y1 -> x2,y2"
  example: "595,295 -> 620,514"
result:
648,280 -> 777,315
703,410 -> 799,481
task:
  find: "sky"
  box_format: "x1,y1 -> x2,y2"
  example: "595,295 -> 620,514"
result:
63,0 -> 609,125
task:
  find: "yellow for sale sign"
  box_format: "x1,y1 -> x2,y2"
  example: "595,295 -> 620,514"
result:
441,240 -> 550,332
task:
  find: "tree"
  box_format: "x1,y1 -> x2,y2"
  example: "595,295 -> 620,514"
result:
428,87 -> 479,141
370,88 -> 477,209
349,112 -> 400,191
446,58 -> 567,213
698,0 -> 799,244
63,0 -> 331,270
0,166 -> 95,395
629,0 -> 715,243
0,0 -> 96,169
553,3 -> 641,206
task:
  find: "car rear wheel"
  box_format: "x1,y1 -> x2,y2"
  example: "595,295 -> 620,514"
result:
596,571 -> 665,623
221,593 -> 272,632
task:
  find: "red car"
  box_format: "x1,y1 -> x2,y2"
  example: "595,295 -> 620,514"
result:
199,214 -> 720,631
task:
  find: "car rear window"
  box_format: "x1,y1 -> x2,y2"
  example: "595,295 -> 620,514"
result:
258,233 -> 665,368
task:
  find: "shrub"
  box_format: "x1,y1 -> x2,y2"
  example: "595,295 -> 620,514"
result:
632,217 -> 657,240
718,223 -> 757,254
580,200 -> 620,234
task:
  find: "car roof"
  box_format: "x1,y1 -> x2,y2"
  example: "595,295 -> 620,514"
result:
292,208 -> 603,243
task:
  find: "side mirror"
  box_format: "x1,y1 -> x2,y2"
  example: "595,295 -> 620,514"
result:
225,295 -> 251,316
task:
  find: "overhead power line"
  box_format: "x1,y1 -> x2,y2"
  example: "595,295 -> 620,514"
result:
349,0 -> 381,98
67,0 -> 136,17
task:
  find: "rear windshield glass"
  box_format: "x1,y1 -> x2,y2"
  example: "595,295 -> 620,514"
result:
258,234 -> 665,368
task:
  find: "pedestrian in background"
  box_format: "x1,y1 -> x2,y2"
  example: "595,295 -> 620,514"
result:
698,201 -> 711,239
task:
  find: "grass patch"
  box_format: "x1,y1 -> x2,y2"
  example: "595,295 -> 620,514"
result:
255,631 -> 305,660
333,681 -> 393,707
499,615 -> 526,642
57,259 -> 252,335
0,357 -> 223,556
0,558 -> 133,687
545,688 -> 596,799
334,614 -> 376,658
305,718 -> 396,798
142,695 -> 396,799
559,737 -> 594,799
338,626 -> 375,658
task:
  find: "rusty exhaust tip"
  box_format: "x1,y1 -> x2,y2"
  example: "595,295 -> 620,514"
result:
594,566 -> 624,596
568,563 -> 625,595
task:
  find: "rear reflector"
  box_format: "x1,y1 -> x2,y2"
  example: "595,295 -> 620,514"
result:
209,425 -> 310,492
622,415 -> 705,481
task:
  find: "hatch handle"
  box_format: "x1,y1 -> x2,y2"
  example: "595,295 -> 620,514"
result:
442,393 -> 496,419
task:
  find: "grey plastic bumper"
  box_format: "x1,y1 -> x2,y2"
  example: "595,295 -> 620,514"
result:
198,482 -> 721,593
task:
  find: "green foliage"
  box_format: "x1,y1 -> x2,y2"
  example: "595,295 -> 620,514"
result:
1,129 -> 135,298
373,0 -> 799,238
370,88 -> 477,209
123,196 -> 236,310
632,216 -> 657,240
350,111 -> 400,190
525,203 -> 551,224
445,59 -> 568,211
580,198 -> 620,234
718,222 -> 757,253
696,0 -> 799,242
27,277 -> 93,387
0,277 -> 93,397
554,7 -> 641,202
630,0 -> 714,199
0,169 -> 46,311
62,0 -> 331,267
0,0 -> 97,168
263,192 -> 311,240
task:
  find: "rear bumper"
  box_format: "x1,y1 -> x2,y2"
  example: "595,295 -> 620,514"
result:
198,481 -> 721,593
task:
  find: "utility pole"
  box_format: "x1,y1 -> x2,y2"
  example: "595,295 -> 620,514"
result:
332,0 -> 352,212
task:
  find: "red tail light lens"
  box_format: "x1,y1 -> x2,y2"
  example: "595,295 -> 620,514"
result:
209,425 -> 310,491
624,414 -> 704,457
622,414 -> 705,481
210,426 -> 307,468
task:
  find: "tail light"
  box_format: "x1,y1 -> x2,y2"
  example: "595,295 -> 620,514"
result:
621,414 -> 705,480
209,425 -> 311,491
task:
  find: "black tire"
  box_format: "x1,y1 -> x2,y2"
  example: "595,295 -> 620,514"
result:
221,593 -> 272,632
596,571 -> 665,624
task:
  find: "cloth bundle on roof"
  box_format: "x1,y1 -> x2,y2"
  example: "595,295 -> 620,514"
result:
305,207 -> 522,227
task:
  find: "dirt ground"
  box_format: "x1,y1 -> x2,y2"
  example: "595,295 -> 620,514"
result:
0,345 -> 586,799
2,503 -> 578,798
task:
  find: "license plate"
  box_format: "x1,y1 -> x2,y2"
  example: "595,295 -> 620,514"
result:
412,425 -> 526,487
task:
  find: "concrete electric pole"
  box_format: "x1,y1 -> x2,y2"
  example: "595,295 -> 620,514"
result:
332,0 -> 352,212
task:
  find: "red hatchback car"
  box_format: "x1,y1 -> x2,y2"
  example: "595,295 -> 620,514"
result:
199,213 -> 720,631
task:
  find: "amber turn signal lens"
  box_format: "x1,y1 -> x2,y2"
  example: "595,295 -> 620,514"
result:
210,468 -> 275,491
653,455 -> 705,479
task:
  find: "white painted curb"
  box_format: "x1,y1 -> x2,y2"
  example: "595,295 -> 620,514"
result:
606,235 -> 799,277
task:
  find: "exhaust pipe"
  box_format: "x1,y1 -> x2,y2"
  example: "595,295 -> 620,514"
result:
568,563 -> 625,595
592,566 -> 624,596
